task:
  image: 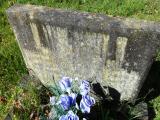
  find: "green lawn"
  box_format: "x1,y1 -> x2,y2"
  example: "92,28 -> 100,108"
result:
0,0 -> 160,119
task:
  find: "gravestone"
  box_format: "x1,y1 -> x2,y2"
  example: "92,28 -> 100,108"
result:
7,4 -> 160,101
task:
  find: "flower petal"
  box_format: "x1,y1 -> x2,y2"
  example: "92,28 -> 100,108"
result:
59,111 -> 79,120
59,94 -> 71,110
80,99 -> 91,113
59,94 -> 77,110
59,77 -> 72,92
59,115 -> 66,120
69,93 -> 77,105
83,95 -> 95,107
80,95 -> 95,113
80,89 -> 89,96
50,96 -> 55,105
67,110 -> 79,120
80,80 -> 90,95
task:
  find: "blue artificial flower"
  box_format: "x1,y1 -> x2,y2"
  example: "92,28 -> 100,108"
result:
59,94 -> 72,110
80,80 -> 90,96
59,94 -> 77,110
80,95 -> 95,113
59,77 -> 72,93
59,110 -> 79,120
69,93 -> 77,106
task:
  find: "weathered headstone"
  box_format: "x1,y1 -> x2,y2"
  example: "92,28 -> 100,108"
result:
7,4 -> 160,101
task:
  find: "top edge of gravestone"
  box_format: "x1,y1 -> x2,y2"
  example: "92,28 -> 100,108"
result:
7,4 -> 160,33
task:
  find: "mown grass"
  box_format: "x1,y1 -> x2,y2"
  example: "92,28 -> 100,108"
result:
16,0 -> 160,21
0,0 -> 160,119
0,0 -> 27,119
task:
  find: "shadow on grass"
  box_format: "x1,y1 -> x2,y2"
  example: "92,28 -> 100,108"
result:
138,61 -> 160,120
139,61 -> 160,101
88,83 -> 129,120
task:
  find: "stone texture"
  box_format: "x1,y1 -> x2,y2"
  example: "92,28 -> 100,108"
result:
131,102 -> 149,120
6,4 -> 160,101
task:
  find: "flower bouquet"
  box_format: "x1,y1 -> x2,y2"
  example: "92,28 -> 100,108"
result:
42,77 -> 96,120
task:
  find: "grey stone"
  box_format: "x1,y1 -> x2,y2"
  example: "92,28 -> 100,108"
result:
131,102 -> 148,120
6,4 -> 160,101
5,114 -> 12,120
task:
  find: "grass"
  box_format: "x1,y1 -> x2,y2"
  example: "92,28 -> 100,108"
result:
151,97 -> 160,120
0,0 -> 160,119
0,0 -> 27,119
16,0 -> 160,21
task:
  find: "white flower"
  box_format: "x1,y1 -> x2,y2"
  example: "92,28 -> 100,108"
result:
50,96 -> 55,105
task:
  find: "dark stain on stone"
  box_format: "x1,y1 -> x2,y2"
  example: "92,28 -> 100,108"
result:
67,27 -> 79,66
8,12 -> 37,51
24,13 -> 37,50
43,25 -> 50,44
100,35 -> 104,59
107,31 -> 118,61
36,20 -> 48,48
67,27 -> 74,46
50,24 -> 58,52
122,31 -> 157,73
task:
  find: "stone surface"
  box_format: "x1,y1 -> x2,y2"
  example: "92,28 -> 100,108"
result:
131,102 -> 149,120
6,4 -> 160,101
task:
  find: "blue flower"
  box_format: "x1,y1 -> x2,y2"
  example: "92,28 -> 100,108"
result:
59,94 -> 72,110
59,110 -> 79,120
80,80 -> 90,96
80,95 -> 95,113
69,93 -> 77,105
59,94 -> 77,110
59,77 -> 72,93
